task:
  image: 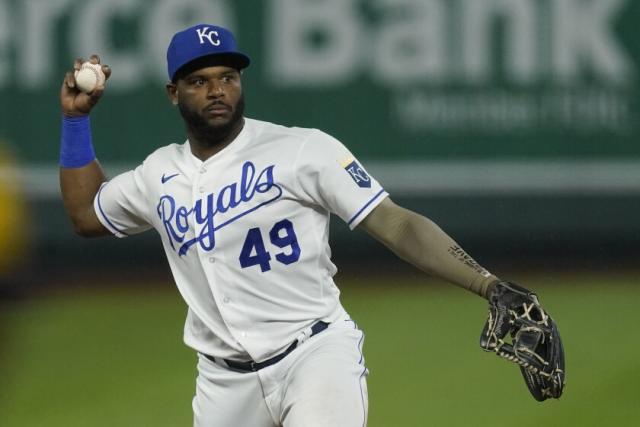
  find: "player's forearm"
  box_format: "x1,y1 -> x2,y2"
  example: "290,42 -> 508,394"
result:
362,200 -> 498,298
58,112 -> 111,236
60,161 -> 107,236
389,209 -> 498,297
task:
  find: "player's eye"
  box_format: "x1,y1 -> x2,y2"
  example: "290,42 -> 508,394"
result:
188,77 -> 206,86
221,75 -> 234,84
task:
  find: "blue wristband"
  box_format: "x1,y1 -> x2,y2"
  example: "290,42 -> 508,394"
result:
59,115 -> 96,168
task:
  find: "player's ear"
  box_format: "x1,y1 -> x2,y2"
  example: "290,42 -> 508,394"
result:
166,82 -> 179,106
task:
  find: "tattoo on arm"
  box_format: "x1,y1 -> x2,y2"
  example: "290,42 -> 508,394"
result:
448,245 -> 492,278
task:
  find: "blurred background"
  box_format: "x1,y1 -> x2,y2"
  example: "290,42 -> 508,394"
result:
1,0 -> 639,426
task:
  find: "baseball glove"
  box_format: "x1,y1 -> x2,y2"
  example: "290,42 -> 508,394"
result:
480,281 -> 565,401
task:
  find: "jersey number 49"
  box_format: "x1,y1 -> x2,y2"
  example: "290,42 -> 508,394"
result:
239,219 -> 301,272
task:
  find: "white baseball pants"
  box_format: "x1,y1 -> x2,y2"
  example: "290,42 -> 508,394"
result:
192,320 -> 368,427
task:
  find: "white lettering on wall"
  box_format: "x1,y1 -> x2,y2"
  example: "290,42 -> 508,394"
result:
268,0 -> 361,86
372,0 -> 448,85
461,0 -> 538,84
552,0 -> 632,84
0,0 -> 634,89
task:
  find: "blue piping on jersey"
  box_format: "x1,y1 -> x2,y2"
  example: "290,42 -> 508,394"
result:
96,184 -> 129,236
347,189 -> 386,226
345,319 -> 368,426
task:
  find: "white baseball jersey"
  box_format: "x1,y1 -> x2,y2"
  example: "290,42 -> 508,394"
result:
94,118 -> 388,362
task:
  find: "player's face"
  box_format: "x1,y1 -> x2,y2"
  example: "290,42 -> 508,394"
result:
167,66 -> 244,145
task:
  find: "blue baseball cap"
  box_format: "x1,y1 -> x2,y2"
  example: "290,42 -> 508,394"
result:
167,24 -> 251,81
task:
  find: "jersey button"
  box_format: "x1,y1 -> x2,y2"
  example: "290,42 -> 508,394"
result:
198,186 -> 205,193
209,257 -> 215,263
222,296 -> 230,304
199,167 -> 207,174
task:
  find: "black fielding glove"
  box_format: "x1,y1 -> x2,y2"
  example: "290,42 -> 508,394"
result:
480,281 -> 565,401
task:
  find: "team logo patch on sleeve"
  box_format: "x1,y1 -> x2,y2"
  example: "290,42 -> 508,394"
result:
343,159 -> 372,188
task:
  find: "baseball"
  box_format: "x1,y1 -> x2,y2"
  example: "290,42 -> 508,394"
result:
74,61 -> 105,93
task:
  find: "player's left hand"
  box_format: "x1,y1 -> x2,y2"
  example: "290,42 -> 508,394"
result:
479,281 -> 565,401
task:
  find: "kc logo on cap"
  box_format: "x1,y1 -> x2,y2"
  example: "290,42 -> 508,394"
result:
196,27 -> 221,46
166,23 -> 251,81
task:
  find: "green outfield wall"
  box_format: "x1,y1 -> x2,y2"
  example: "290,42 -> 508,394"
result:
1,0 -> 639,162
1,0 -> 639,269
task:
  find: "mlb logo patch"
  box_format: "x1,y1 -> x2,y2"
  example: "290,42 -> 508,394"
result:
343,160 -> 372,188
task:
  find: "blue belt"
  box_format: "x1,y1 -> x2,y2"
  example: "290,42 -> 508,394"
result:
206,321 -> 329,372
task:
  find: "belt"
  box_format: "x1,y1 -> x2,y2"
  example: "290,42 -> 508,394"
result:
205,321 -> 329,372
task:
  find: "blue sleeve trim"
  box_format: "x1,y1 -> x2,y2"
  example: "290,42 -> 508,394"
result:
347,189 -> 386,226
96,184 -> 129,237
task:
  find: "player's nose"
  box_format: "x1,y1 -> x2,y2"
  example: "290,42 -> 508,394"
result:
207,80 -> 224,97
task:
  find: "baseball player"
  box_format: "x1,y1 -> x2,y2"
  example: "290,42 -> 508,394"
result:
59,24 -> 563,427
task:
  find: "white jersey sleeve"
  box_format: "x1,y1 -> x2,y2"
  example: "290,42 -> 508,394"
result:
93,163 -> 154,237
293,129 -> 388,229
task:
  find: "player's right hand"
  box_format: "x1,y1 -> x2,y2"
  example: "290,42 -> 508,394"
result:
60,54 -> 111,117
